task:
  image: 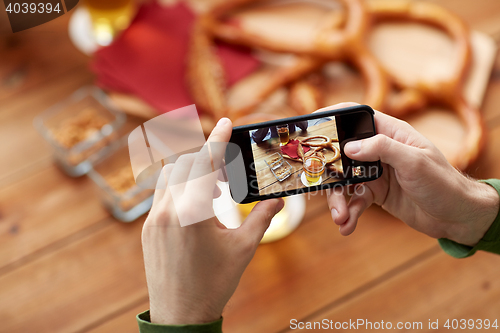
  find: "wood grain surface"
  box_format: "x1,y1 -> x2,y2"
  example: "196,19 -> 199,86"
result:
0,1 -> 500,333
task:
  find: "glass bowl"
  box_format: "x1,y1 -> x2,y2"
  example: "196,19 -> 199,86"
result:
88,137 -> 154,222
34,86 -> 126,177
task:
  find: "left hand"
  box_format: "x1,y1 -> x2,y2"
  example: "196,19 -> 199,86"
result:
142,117 -> 284,325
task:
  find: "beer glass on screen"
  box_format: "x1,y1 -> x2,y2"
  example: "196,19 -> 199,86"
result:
277,124 -> 289,146
303,154 -> 325,186
85,0 -> 135,46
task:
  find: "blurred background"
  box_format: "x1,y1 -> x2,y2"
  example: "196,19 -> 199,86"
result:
1,0 -> 500,332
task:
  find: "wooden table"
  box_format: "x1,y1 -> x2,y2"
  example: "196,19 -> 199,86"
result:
1,1 -> 500,332
252,120 -> 343,196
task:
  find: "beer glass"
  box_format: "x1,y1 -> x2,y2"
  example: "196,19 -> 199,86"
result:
303,155 -> 325,185
85,0 -> 135,46
277,124 -> 289,146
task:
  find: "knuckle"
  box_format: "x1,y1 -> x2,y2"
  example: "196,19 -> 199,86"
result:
240,236 -> 258,254
406,150 -> 428,175
144,204 -> 172,228
397,118 -> 412,129
156,205 -> 172,221
176,203 -> 197,223
162,163 -> 174,173
176,153 -> 193,165
372,134 -> 390,152
194,152 -> 212,167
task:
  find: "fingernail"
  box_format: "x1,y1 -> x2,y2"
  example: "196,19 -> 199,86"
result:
331,208 -> 338,222
216,117 -> 230,127
345,141 -> 361,154
275,199 -> 285,214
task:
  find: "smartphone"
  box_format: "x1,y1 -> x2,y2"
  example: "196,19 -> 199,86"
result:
225,105 -> 382,204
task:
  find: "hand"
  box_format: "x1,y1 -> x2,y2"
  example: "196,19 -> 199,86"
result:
142,117 -> 284,325
325,103 -> 499,246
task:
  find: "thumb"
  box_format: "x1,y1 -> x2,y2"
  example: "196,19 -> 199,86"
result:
237,199 -> 285,245
344,134 -> 418,171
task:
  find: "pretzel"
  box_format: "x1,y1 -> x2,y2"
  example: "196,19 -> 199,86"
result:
287,135 -> 341,164
288,77 -> 323,115
206,0 -> 360,57
301,135 -> 338,147
187,0 -> 484,170
365,0 -> 484,170
297,140 -> 305,160
187,0 -> 388,117
300,135 -> 329,145
366,0 -> 471,112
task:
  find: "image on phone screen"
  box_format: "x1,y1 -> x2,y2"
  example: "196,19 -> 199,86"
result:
226,106 -> 381,203
249,115 -> 343,196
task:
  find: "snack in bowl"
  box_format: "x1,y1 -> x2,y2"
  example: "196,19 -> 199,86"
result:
51,108 -> 110,148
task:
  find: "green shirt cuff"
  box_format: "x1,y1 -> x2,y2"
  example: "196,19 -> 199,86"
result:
439,179 -> 500,258
137,310 -> 223,333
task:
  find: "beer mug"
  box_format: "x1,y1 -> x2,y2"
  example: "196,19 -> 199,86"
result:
276,124 -> 289,146
85,0 -> 135,46
303,154 -> 325,186
237,195 -> 305,244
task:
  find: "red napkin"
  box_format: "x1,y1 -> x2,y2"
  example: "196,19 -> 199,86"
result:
91,2 -> 260,114
281,139 -> 310,159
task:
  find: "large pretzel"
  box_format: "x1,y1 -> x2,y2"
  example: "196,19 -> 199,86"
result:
280,135 -> 341,167
187,0 -> 484,170
187,0 -> 388,119
365,0 -> 484,170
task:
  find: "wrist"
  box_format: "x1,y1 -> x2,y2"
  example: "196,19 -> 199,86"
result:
452,179 -> 499,246
149,298 -> 222,325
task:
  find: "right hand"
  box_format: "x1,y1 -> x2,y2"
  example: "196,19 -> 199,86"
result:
325,103 -> 499,246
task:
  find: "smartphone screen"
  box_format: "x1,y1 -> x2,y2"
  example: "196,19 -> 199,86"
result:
226,105 -> 382,203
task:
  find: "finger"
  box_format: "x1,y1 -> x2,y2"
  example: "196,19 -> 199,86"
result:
207,118 -> 233,168
189,117 -> 233,183
218,164 -> 228,182
237,198 -> 285,245
213,183 -> 222,199
313,102 -> 360,113
343,134 -> 418,171
171,152 -> 196,180
152,163 -> 174,207
340,183 -> 375,236
170,119 -> 232,227
373,110 -> 413,138
326,186 -> 349,225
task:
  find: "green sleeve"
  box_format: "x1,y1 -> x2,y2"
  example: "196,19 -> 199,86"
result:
137,310 -> 223,333
438,179 -> 500,258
